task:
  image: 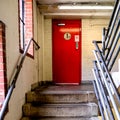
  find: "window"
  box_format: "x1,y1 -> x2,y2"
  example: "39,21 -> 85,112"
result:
19,0 -> 34,57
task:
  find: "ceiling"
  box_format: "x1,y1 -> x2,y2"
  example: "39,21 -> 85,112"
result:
36,0 -> 115,19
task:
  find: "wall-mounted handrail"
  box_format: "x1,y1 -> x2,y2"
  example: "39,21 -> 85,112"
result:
0,38 -> 40,120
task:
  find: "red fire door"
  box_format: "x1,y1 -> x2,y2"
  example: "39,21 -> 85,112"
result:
52,20 -> 82,84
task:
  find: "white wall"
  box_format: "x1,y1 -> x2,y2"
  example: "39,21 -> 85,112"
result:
42,18 -> 109,82
37,9 -> 44,82
37,17 -> 53,81
0,0 -> 39,119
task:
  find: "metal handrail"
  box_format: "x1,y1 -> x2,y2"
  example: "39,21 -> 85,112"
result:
93,41 -> 120,103
93,50 -> 120,120
0,38 -> 40,120
105,19 -> 120,62
92,69 -> 110,120
108,45 -> 120,71
92,0 -> 120,119
92,80 -> 105,120
93,61 -> 115,120
105,0 -> 120,49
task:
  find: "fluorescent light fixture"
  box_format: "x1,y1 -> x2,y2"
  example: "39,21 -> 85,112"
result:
58,5 -> 113,10
58,23 -> 65,26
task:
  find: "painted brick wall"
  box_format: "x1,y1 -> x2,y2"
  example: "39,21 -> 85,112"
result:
0,21 -> 7,109
82,19 -> 109,81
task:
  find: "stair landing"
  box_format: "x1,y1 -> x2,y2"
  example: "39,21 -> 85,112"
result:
35,84 -> 95,94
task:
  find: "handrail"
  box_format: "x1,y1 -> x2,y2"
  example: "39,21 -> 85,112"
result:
93,41 -> 120,103
93,50 -> 120,120
108,45 -> 120,71
93,61 -> 115,120
92,80 -> 105,120
0,38 -> 40,120
93,51 -> 120,120
92,70 -> 112,120
102,27 -> 106,56
92,0 -> 120,118
105,19 -> 120,62
105,0 -> 120,49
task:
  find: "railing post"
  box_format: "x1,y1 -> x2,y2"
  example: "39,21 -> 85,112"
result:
102,27 -> 106,56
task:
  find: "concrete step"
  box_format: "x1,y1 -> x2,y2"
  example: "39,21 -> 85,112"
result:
26,85 -> 96,104
23,103 -> 98,118
21,117 -> 99,120
26,91 -> 96,104
21,85 -> 98,120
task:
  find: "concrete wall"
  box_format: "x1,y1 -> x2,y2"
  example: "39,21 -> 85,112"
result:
0,0 -> 39,119
42,18 -> 109,82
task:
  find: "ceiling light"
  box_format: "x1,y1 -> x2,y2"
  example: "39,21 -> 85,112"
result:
58,5 -> 113,10
58,23 -> 65,26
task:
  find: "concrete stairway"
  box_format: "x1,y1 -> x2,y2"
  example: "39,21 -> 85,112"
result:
21,84 -> 99,120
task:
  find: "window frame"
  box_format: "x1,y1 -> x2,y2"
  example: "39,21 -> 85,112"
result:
19,0 -> 34,58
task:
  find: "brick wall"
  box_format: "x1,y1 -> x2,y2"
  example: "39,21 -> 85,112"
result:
25,0 -> 33,57
0,21 -> 7,109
